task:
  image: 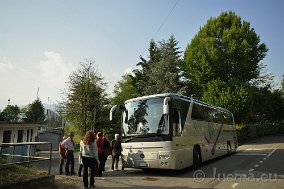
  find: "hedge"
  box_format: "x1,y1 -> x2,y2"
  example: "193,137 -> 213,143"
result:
236,123 -> 284,144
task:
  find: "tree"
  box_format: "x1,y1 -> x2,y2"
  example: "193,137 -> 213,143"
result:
25,99 -> 45,123
1,105 -> 20,122
182,11 -> 268,98
61,58 -> 109,135
181,11 -> 269,122
131,35 -> 183,96
145,35 -> 182,94
112,74 -> 139,105
0,110 -> 3,121
281,75 -> 284,93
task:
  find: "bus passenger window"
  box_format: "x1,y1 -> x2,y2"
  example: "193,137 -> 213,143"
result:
172,109 -> 181,136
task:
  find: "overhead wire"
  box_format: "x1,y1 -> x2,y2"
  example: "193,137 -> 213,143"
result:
140,0 -> 180,57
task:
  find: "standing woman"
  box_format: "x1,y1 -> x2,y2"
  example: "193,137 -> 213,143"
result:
80,131 -> 100,188
96,132 -> 104,177
102,132 -> 111,171
111,133 -> 122,171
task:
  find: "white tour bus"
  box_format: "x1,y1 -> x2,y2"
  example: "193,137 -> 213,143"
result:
110,93 -> 238,170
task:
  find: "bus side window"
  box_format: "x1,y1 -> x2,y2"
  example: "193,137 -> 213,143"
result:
172,109 -> 181,136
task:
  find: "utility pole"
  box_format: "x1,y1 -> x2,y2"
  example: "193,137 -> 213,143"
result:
37,88 -> 39,100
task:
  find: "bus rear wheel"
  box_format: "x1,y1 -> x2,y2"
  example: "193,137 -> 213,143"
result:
193,146 -> 201,169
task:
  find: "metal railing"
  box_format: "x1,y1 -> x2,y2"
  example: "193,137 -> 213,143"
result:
0,142 -> 52,174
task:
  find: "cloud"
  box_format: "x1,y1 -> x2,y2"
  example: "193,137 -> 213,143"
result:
124,67 -> 134,75
39,51 -> 73,88
0,57 -> 16,72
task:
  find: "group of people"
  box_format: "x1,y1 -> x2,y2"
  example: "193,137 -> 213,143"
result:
58,131 -> 123,188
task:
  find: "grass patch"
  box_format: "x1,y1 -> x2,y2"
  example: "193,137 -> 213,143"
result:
0,159 -> 48,188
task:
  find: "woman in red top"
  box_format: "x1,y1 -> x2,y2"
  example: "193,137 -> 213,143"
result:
95,132 -> 104,177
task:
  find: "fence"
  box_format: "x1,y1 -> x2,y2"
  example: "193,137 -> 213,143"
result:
0,142 -> 52,174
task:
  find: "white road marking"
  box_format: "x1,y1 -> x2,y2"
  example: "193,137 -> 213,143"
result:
254,164 -> 259,167
263,157 -> 267,160
259,161 -> 263,164
246,148 -> 273,150
249,169 -> 254,172
267,148 -> 277,157
235,153 -> 267,156
231,183 -> 239,188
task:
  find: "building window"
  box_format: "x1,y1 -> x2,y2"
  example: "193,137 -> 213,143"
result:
3,130 -> 11,143
30,129 -> 33,142
17,130 -> 24,142
26,129 -> 30,142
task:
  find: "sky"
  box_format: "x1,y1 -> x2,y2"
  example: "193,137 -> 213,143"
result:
0,0 -> 283,110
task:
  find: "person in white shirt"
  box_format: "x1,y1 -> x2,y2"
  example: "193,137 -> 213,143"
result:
80,131 -> 100,188
61,132 -> 76,175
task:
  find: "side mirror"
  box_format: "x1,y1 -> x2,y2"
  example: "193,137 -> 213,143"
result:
163,97 -> 171,115
110,105 -> 118,121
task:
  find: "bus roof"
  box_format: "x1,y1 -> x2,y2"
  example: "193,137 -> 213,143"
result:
124,93 -> 233,114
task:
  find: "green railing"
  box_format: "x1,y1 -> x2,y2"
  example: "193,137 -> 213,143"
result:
0,142 -> 52,174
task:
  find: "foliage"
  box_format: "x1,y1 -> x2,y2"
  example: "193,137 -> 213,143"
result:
63,124 -> 82,143
281,75 -> 284,93
181,11 -> 270,123
247,89 -> 284,123
1,105 -> 20,122
236,123 -> 284,143
131,35 -> 183,96
183,11 -> 267,97
145,35 -> 183,94
112,74 -> 139,105
60,58 -> 109,135
24,99 -> 45,123
0,110 -> 4,121
202,79 -> 251,122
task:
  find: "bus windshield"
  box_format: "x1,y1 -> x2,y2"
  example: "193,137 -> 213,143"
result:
122,97 -> 169,137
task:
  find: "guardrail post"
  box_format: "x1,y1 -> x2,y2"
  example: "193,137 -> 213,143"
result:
48,143 -> 52,175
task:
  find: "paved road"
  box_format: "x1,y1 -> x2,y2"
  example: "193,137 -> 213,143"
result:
32,135 -> 284,188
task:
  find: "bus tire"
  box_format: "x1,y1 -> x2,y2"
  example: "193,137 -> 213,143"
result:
227,142 -> 232,156
193,146 -> 201,169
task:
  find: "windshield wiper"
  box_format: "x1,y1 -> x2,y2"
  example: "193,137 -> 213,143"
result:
123,133 -> 158,143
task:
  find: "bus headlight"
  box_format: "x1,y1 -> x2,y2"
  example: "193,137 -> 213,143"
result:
159,155 -> 170,160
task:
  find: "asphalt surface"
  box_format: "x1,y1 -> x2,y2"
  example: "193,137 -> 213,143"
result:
31,135 -> 284,189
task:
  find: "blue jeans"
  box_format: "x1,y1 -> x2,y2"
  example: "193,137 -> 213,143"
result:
65,150 -> 74,174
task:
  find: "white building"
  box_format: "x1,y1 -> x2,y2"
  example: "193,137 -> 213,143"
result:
0,123 -> 41,143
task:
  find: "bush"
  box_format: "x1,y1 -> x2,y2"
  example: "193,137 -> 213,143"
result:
236,123 -> 284,144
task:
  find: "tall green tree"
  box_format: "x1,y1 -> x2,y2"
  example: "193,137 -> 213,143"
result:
131,39 -> 159,96
182,11 -> 268,98
61,58 -> 109,135
182,11 -> 269,122
131,35 -> 183,96
1,105 -> 20,122
25,99 -> 45,123
145,35 -> 182,94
